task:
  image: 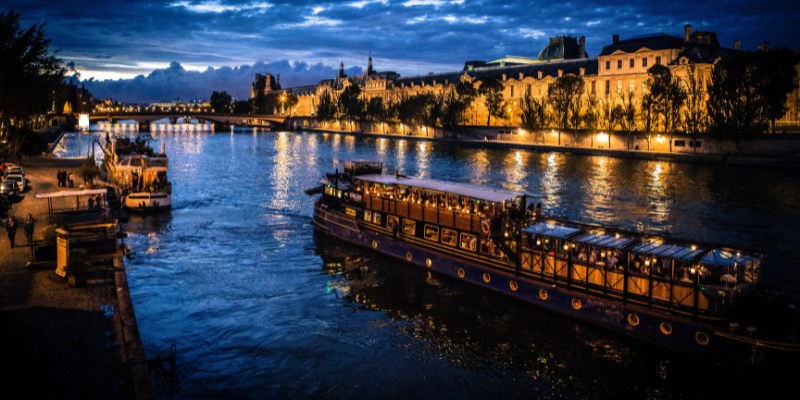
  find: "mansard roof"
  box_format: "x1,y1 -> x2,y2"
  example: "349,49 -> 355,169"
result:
283,85 -> 317,95
599,33 -> 684,56
394,58 -> 597,87
538,36 -> 588,60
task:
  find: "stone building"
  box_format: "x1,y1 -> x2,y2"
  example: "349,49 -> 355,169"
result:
252,26 -> 799,131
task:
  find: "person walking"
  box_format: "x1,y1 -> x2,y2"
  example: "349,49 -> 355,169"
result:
24,213 -> 35,243
6,215 -> 18,249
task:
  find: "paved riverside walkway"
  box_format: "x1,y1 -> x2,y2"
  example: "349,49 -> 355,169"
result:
0,156 -> 138,399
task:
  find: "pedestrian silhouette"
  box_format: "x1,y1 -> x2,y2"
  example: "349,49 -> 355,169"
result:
6,215 -> 18,249
24,213 -> 35,243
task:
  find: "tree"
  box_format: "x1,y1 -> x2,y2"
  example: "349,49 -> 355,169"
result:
0,10 -> 65,137
642,65 -> 685,133
316,90 -> 336,121
338,85 -> 364,131
582,96 -> 600,131
439,81 -> 476,133
759,48 -> 799,133
232,100 -> 251,114
478,76 -> 505,126
548,74 -> 585,130
682,65 -> 708,134
364,97 -> 386,132
209,91 -> 233,113
519,92 -> 550,133
281,92 -> 298,115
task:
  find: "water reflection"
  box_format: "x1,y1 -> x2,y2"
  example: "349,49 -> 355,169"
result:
270,132 -> 292,210
468,149 -> 490,184
646,161 -> 672,226
415,142 -> 430,178
501,150 -> 528,192
539,152 -> 563,210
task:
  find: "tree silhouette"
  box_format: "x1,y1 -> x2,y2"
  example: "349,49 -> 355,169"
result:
478,76 -> 505,126
548,74 -> 585,130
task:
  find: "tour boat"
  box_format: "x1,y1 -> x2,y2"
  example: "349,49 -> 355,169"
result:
309,161 -> 800,368
105,137 -> 172,212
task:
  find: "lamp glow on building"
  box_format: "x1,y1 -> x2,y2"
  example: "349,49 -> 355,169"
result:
78,114 -> 90,131
597,132 -> 610,148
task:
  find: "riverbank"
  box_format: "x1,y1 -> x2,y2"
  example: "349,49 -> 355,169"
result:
298,124 -> 800,168
0,156 -> 150,399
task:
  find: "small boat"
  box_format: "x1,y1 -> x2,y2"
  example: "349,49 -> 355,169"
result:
105,137 -> 172,212
308,161 -> 800,369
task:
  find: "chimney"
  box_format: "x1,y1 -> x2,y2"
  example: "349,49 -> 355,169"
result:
734,40 -> 741,50
557,69 -> 563,77
579,36 -> 586,57
612,34 -> 619,44
579,67 -> 585,76
537,70 -> 543,79
684,24 -> 692,42
519,72 -> 524,80
502,74 -> 507,81
757,41 -> 770,52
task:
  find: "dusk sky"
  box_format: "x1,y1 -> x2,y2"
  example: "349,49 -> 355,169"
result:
7,0 -> 799,101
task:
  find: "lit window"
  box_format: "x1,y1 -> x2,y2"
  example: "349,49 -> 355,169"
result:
442,229 -> 457,246
630,59 -> 635,68
510,86 -> 515,98
424,225 -> 439,241
402,219 -> 416,235
629,80 -> 635,93
605,80 -> 610,95
591,81 -> 596,95
460,233 -> 478,251
616,80 -> 622,94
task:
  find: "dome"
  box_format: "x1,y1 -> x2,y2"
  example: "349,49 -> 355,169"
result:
537,36 -> 588,61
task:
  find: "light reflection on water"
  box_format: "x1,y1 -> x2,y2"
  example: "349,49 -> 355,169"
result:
53,131 -> 800,398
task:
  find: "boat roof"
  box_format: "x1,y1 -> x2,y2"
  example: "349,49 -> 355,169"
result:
630,240 -> 707,262
35,188 -> 108,199
523,221 -> 582,239
573,230 -> 637,249
357,174 -> 530,203
700,249 -> 760,268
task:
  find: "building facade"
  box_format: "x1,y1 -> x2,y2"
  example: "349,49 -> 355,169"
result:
254,25 -> 799,132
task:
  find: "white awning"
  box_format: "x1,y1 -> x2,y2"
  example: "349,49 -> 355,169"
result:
35,188 -> 108,199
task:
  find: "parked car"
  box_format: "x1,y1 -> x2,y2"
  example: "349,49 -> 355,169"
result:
5,166 -> 24,177
0,179 -> 19,199
4,174 -> 25,192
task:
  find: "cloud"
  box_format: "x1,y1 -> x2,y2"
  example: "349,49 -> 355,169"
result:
277,15 -> 343,28
169,1 -> 272,14
347,0 -> 388,8
519,28 -> 546,39
80,60 -> 363,103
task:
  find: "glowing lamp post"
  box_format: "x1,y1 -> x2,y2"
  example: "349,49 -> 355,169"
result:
78,114 -> 90,132
280,93 -> 286,116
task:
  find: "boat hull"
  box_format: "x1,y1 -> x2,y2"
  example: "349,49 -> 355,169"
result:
123,192 -> 171,212
313,203 -> 799,368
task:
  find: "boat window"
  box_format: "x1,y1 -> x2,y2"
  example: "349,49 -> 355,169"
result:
364,210 -> 372,222
424,225 -> 439,241
480,238 -> 491,254
402,219 -> 416,235
373,212 -> 381,225
460,233 -> 478,251
441,228 -> 457,246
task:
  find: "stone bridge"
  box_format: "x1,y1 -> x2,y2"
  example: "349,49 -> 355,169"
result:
89,113 -> 288,129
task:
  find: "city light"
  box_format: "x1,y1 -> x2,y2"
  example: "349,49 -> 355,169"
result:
78,114 -> 90,131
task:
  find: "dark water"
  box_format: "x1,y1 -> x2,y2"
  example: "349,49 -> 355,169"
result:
84,130 -> 799,398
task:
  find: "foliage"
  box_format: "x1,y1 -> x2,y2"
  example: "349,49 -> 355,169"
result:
364,97 -> 386,123
439,81 -> 476,131
75,159 -> 100,184
519,92 -> 550,132
478,76 -> 505,126
582,96 -> 600,131
707,49 -> 799,135
0,10 -> 65,136
252,91 -> 295,115
56,79 -> 93,114
112,136 -> 155,156
42,214 -> 66,243
618,91 -> 637,132
641,65 -> 686,133
548,74 -> 585,130
5,127 -> 45,161
682,65 -> 708,134
281,92 -> 298,115
315,90 -> 337,121
232,100 -> 251,114
209,91 -> 233,113
338,85 -> 364,128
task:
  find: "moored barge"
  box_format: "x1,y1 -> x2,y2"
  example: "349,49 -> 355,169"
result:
310,161 -> 800,368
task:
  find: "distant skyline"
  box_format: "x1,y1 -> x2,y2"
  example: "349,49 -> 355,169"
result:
7,0 -> 799,101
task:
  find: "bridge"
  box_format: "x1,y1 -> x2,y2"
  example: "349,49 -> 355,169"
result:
88,113 -> 289,129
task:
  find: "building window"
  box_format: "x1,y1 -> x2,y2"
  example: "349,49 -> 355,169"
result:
617,60 -> 622,69
642,57 -> 648,67
616,80 -> 622,94
605,80 -> 610,95
656,56 -> 662,65
629,79 -> 635,93
630,59 -> 635,68
591,81 -> 596,95
674,140 -> 686,147
605,60 -> 610,70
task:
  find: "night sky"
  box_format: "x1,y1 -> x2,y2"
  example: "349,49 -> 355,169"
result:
6,0 -> 799,102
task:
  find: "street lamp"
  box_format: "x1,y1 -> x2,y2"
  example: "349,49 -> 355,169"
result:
280,93 -> 286,115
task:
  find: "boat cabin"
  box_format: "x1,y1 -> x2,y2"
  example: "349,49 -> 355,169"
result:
520,220 -> 761,319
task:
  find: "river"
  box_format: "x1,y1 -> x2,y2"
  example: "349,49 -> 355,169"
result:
58,130 -> 800,398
